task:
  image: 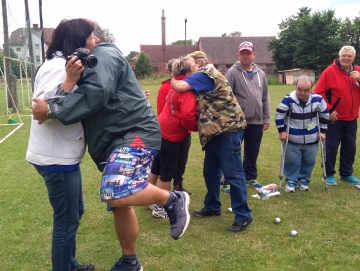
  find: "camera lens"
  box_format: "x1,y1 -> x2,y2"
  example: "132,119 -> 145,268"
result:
86,56 -> 98,68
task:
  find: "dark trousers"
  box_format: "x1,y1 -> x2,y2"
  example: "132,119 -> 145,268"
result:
174,133 -> 191,186
325,120 -> 357,177
242,124 -> 264,180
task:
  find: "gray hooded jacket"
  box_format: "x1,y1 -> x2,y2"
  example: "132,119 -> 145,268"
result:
225,61 -> 270,125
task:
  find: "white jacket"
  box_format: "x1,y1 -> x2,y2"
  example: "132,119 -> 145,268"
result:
26,52 -> 85,166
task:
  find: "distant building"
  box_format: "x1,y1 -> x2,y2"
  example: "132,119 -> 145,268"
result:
277,69 -> 315,84
139,11 -> 275,75
198,36 -> 276,75
9,24 -> 54,68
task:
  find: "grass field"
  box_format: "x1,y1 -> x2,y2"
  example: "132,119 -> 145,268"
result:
1,82 -> 360,271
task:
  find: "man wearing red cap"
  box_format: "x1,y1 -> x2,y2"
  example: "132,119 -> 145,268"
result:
225,41 -> 270,190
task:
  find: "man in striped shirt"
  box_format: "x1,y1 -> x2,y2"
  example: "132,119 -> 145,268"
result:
275,75 -> 329,192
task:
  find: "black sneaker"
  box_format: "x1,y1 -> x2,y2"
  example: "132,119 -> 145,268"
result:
227,217 -> 253,232
164,191 -> 190,240
109,257 -> 142,271
173,185 -> 193,196
75,264 -> 95,271
193,207 -> 221,218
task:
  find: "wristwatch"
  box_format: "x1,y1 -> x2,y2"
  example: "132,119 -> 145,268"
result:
47,104 -> 56,119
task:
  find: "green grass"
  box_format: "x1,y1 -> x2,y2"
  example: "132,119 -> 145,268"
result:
1,82 -> 360,270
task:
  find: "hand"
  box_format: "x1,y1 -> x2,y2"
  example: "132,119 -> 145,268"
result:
279,131 -> 287,141
349,70 -> 360,81
32,97 -> 49,124
143,89 -> 150,99
263,123 -> 270,130
319,133 -> 326,142
63,56 -> 85,91
329,110 -> 338,123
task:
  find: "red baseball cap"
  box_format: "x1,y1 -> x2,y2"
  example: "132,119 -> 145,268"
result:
239,41 -> 254,53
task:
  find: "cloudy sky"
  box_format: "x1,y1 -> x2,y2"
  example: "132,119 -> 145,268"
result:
3,0 -> 360,56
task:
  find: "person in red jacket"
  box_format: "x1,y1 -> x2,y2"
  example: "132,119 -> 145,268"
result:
314,45 -> 360,185
150,56 -> 198,219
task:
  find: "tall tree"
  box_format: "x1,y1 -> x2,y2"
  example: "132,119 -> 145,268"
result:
269,7 -> 343,73
135,52 -> 153,78
127,51 -> 139,59
170,39 -> 195,45
339,15 -> 360,62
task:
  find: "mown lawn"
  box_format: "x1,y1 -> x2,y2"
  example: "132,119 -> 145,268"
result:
1,82 -> 360,271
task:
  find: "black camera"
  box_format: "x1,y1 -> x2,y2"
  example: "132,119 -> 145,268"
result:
67,48 -> 97,68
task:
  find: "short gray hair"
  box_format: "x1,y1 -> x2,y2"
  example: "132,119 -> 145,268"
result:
296,75 -> 313,88
339,45 -> 356,56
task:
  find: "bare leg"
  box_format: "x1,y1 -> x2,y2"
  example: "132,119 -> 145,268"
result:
146,173 -> 159,186
112,207 -> 138,255
158,180 -> 171,191
105,183 -> 169,207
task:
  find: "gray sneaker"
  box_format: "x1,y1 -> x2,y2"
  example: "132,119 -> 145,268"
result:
164,191 -> 190,240
152,205 -> 168,220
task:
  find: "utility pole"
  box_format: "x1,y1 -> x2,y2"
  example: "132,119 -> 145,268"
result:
2,0 -> 16,113
24,0 -> 35,90
38,0 -> 45,62
184,18 -> 187,55
2,0 -> 11,85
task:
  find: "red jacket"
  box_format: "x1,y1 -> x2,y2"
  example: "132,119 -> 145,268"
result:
157,78 -> 171,116
158,75 -> 197,142
314,60 -> 360,121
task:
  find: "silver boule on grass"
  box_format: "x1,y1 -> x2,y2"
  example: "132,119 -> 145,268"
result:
274,217 -> 281,224
290,230 -> 298,237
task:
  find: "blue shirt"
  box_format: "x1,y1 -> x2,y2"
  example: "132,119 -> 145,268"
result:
183,72 -> 215,94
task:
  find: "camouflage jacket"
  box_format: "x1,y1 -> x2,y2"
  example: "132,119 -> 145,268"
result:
196,66 -> 247,147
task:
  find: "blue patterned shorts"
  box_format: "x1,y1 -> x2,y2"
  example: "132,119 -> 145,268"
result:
100,147 -> 157,209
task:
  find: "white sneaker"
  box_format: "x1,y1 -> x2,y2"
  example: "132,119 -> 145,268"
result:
147,204 -> 156,211
298,181 -> 309,191
285,181 -> 296,193
152,205 -> 169,219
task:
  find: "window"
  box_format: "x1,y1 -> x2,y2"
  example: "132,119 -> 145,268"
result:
36,55 -> 40,63
35,44 -> 40,49
16,48 -> 21,52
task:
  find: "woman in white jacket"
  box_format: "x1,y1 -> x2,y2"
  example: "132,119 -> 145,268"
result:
26,18 -> 99,271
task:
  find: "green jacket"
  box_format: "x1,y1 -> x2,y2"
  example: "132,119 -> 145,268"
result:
49,43 -> 161,171
196,66 -> 247,147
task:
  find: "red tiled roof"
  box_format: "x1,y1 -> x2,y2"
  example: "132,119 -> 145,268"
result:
140,44 -> 199,62
198,36 -> 276,65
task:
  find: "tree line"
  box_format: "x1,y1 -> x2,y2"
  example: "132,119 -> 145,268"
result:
269,7 -> 360,74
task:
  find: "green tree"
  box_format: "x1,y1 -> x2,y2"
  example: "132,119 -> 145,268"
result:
222,31 -> 242,37
135,52 -> 153,78
170,39 -> 196,45
128,51 -> 139,58
0,48 -> 31,78
269,7 -> 343,73
126,51 -> 139,62
339,15 -> 360,62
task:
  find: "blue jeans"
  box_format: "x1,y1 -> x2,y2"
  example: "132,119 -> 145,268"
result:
325,120 -> 357,177
36,168 -> 84,271
203,130 -> 252,223
284,142 -> 318,183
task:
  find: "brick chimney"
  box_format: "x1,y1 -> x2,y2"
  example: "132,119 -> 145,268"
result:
161,10 -> 166,62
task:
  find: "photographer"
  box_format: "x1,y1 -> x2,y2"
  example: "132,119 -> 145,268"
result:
26,18 -> 99,271
31,22 -> 190,271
